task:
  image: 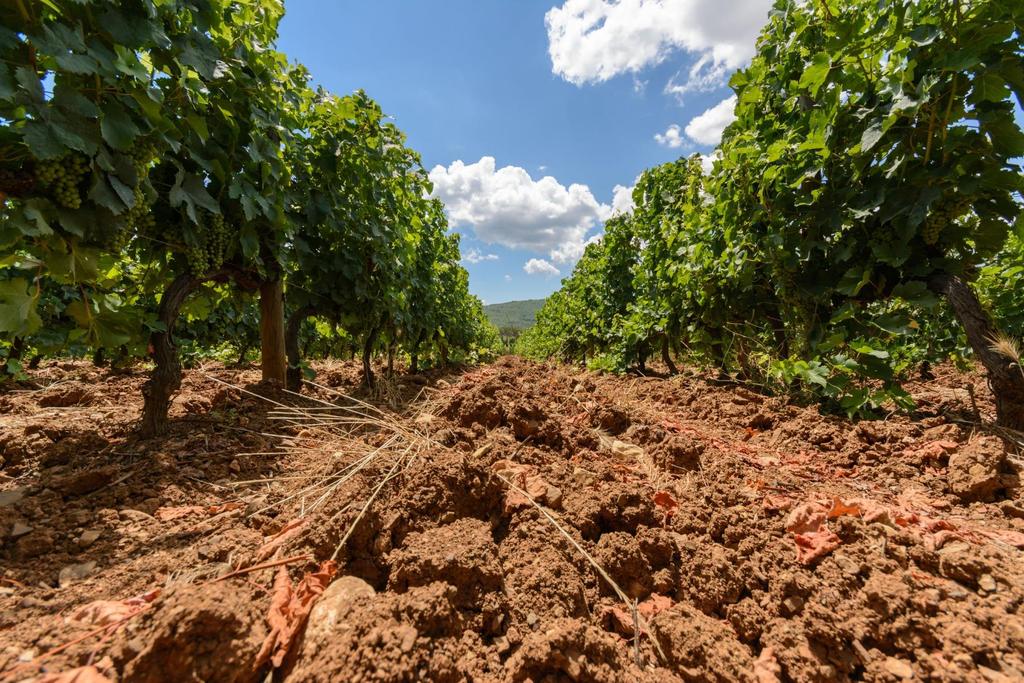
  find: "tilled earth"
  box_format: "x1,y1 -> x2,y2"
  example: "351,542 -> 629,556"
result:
0,356 -> 1022,682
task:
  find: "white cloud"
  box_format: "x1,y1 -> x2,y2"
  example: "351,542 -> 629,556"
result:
700,151 -> 719,175
545,0 -> 772,93
684,94 -> 737,146
429,156 -> 609,265
654,124 -> 686,149
524,258 -> 561,277
504,274 -> 513,282
610,183 -> 636,215
462,248 -> 499,264
663,53 -> 731,102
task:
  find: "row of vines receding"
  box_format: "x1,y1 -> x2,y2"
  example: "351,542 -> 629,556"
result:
0,1 -> 500,435
517,0 -> 1024,429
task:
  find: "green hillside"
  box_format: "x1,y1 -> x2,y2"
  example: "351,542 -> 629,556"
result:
484,299 -> 545,330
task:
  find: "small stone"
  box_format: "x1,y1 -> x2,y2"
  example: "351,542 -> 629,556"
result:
544,484 -> 563,509
782,596 -> 804,615
118,509 -> 155,523
978,665 -> 1013,683
305,576 -> 376,642
494,636 -> 510,654
526,612 -> 538,628
228,459 -> 241,474
17,648 -> 37,662
834,554 -> 860,576
978,574 -> 997,592
78,529 -> 101,548
51,467 -> 115,497
399,625 -> 417,653
58,561 -> 97,588
14,532 -> 53,559
883,657 -> 914,679
572,467 -> 598,487
0,488 -> 27,507
998,501 -> 1024,520
10,522 -> 32,538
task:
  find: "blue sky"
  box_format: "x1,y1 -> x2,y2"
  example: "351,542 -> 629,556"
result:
277,0 -> 773,303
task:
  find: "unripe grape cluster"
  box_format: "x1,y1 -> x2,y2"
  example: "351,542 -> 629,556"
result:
111,144 -> 159,249
35,155 -> 89,209
187,212 -> 232,275
922,194 -> 973,246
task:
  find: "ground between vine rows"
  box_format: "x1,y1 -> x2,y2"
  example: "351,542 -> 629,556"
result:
0,356 -> 1022,682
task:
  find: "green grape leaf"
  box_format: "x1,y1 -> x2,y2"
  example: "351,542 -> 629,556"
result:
100,100 -> 142,150
0,279 -> 42,336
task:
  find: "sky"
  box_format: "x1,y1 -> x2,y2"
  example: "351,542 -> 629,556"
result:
277,0 -> 775,304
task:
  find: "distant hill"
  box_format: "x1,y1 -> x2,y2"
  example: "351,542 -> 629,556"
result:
484,298 -> 545,330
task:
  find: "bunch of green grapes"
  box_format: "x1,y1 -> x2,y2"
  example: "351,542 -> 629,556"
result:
106,144 -> 160,248
186,212 -> 233,275
132,143 -> 157,176
922,194 -> 973,246
111,186 -> 156,249
35,155 -> 89,208
207,213 -> 230,266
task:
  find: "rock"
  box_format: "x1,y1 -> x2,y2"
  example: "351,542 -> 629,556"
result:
304,576 -> 376,643
833,553 -> 860,576
0,488 -> 27,507
59,562 -> 97,587
947,437 -> 1006,502
782,596 -> 804,615
998,500 -> 1024,520
978,574 -> 997,593
572,466 -> 598,487
78,529 -> 101,548
397,624 -> 417,653
607,439 -> 645,462
118,509 -> 155,523
52,467 -> 116,497
10,522 -> 32,538
883,656 -> 914,679
14,531 -> 54,559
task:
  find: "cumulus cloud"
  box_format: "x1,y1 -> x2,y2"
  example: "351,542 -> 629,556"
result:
684,94 -> 737,146
524,258 -> 561,277
429,156 -> 609,265
545,0 -> 772,93
654,124 -> 686,149
462,248 -> 499,264
700,152 -> 718,175
610,183 -> 636,215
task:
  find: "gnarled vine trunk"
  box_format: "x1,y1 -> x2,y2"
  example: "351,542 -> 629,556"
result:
285,305 -> 316,393
932,274 -> 1024,431
439,341 -> 449,368
140,273 -> 202,437
362,325 -> 380,389
661,335 -> 678,375
409,332 -> 424,375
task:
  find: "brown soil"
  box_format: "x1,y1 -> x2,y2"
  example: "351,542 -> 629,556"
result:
1,357 -> 1023,682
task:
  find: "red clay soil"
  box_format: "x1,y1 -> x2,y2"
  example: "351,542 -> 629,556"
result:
1,356 -> 1022,682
